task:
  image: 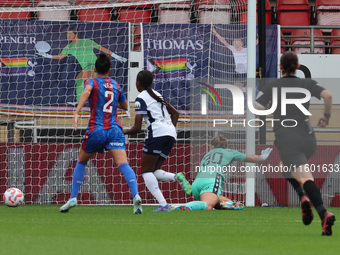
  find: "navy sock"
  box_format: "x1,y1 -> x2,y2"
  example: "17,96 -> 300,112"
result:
287,178 -> 305,199
118,162 -> 138,198
303,180 -> 326,220
71,160 -> 86,199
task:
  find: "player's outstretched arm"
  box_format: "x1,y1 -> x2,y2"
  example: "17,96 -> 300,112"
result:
211,26 -> 230,48
318,89 -> 332,128
98,46 -> 127,63
73,85 -> 92,131
123,114 -> 143,135
243,148 -> 273,163
36,52 -> 66,60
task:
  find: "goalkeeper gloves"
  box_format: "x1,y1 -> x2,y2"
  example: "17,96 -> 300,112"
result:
36,52 -> 52,58
260,148 -> 273,161
111,52 -> 127,63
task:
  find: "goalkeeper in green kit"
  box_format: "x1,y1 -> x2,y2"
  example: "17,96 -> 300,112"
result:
175,135 -> 273,211
37,27 -> 127,104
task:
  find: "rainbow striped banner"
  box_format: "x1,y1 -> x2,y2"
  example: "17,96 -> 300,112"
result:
148,58 -> 188,78
0,57 -> 30,74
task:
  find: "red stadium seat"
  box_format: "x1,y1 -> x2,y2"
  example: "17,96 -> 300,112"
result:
330,29 -> 340,54
330,29 -> 340,44
0,0 -> 31,20
37,0 -> 71,21
331,41 -> 340,54
237,0 -> 272,25
277,0 -> 311,34
77,0 -> 111,21
290,29 -> 325,54
116,0 -> 152,23
158,2 -> 191,24
197,0 -> 232,24
315,0 -> 340,32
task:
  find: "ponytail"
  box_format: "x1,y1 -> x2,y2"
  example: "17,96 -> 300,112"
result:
146,87 -> 168,106
137,70 -> 168,105
137,70 -> 179,126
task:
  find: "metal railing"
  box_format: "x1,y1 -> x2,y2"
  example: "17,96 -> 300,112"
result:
281,25 -> 340,54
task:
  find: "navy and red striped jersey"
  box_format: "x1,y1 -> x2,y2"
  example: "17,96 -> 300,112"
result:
85,76 -> 126,132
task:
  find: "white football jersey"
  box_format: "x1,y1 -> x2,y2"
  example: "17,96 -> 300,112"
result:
229,45 -> 248,74
134,90 -> 177,139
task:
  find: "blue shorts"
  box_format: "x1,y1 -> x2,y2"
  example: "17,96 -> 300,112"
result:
143,136 -> 175,161
81,127 -> 126,153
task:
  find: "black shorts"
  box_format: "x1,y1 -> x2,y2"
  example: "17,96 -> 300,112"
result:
274,127 -> 316,168
143,136 -> 176,161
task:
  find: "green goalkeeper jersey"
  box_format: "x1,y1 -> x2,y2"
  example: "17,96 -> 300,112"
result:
61,39 -> 100,69
196,148 -> 246,181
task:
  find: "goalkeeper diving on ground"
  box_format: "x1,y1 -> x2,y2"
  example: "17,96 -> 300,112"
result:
175,134 -> 272,211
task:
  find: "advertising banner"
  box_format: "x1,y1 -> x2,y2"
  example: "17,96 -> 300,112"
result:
0,20 -> 129,116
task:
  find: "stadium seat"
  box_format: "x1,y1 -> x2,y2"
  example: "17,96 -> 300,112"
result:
277,0 -> 311,34
330,29 -> 340,54
36,0 -> 71,21
158,2 -> 191,23
315,0 -> 340,32
236,0 -> 272,25
197,0 -> 232,24
0,0 -> 31,20
116,0 -> 152,23
290,29 -> 325,54
77,0 -> 111,21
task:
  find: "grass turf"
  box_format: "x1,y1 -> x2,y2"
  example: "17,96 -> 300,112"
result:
0,205 -> 338,255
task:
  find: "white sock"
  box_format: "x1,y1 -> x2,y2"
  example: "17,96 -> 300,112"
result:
142,172 -> 167,206
154,169 -> 176,181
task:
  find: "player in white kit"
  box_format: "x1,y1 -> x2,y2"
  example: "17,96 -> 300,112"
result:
124,70 -> 191,212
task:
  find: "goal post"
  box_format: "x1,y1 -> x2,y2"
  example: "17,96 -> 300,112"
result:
0,0 -> 270,206
245,0 -> 257,207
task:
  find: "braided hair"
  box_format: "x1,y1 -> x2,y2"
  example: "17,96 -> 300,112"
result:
137,70 -> 168,105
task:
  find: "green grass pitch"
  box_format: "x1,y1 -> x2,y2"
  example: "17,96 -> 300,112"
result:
0,205 -> 338,255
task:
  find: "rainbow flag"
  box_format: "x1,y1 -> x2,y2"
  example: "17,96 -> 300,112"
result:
147,58 -> 188,78
0,57 -> 30,74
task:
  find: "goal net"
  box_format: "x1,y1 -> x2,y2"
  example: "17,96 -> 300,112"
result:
0,0 -> 271,206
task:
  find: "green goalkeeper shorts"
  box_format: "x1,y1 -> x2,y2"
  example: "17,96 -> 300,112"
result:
191,174 -> 223,201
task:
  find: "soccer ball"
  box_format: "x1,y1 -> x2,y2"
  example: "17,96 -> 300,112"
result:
3,188 -> 24,207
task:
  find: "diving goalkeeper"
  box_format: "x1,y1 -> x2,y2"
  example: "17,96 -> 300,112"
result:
175,135 -> 272,211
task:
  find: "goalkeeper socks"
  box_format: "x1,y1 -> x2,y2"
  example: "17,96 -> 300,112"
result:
303,180 -> 326,220
118,162 -> 138,198
76,79 -> 84,102
287,178 -> 305,199
71,160 -> 86,198
142,172 -> 167,206
154,169 -> 176,181
182,201 -> 207,211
